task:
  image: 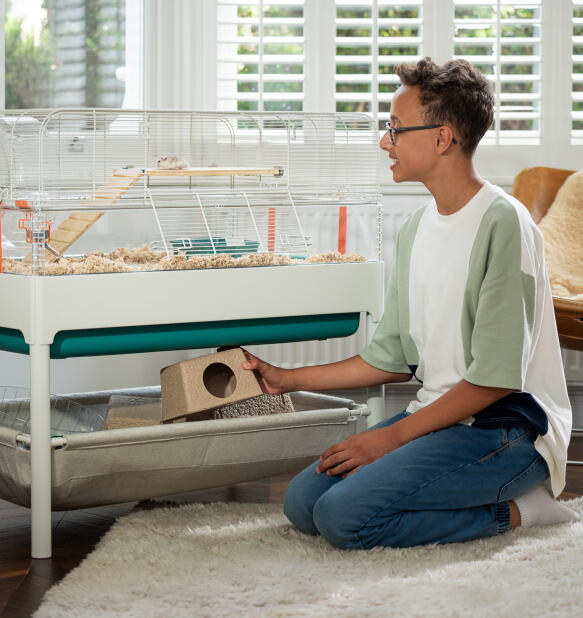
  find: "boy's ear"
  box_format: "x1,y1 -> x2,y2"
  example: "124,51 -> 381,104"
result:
436,126 -> 456,152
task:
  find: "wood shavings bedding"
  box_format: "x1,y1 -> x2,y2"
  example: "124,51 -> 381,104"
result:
2,247 -> 367,275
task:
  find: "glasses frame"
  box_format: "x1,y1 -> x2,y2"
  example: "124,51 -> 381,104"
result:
385,121 -> 457,145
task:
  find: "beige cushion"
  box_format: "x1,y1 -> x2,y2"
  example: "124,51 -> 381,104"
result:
538,170 -> 583,301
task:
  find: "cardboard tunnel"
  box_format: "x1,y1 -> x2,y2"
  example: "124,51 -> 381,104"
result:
160,348 -> 263,423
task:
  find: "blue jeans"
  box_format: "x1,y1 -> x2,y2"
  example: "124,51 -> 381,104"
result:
283,411 -> 549,549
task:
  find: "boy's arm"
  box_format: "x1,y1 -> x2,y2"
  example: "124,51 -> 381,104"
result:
390,379 -> 514,444
242,353 -> 412,395
288,355 -> 412,391
317,379 -> 514,476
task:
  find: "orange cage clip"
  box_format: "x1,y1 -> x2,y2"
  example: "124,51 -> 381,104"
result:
18,211 -> 52,244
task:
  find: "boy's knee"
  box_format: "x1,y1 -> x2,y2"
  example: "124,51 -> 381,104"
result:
312,491 -> 363,549
314,493 -> 408,549
283,476 -> 318,536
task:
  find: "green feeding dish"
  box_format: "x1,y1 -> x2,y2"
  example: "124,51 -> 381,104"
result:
170,238 -> 260,256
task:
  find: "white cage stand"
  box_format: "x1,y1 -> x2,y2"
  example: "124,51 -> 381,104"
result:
0,263 -> 385,558
0,108 -> 386,558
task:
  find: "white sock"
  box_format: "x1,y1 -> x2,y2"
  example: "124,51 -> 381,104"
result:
514,485 -> 581,528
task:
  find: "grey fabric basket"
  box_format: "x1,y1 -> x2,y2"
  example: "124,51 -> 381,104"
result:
0,389 -> 367,510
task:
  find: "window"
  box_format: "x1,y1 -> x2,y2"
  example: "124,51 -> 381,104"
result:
216,0 -> 305,112
453,1 -> 542,145
573,0 -> 583,140
3,0 -> 142,109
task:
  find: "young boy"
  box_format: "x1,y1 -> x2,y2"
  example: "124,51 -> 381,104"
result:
242,57 -> 579,548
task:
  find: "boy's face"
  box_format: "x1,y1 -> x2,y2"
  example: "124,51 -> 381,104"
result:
380,85 -> 438,183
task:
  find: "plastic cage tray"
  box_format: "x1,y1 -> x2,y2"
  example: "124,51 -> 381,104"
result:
0,388 -> 368,510
0,385 -> 105,434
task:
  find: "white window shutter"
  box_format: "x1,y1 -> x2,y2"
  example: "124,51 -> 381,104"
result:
335,1 -> 424,131
216,0 -> 305,112
453,1 -> 542,145
573,0 -> 583,141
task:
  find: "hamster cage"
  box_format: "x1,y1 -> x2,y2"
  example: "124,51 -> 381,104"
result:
0,110 -> 385,557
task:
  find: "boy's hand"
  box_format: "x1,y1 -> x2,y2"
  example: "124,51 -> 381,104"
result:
316,427 -> 401,478
241,350 -> 292,395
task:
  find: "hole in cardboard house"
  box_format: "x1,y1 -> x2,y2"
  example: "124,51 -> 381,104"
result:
203,363 -> 237,398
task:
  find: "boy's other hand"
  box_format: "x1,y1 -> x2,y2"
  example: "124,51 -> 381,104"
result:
316,427 -> 401,478
241,350 -> 292,395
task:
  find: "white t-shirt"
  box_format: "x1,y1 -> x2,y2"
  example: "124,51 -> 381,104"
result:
361,182 -> 572,497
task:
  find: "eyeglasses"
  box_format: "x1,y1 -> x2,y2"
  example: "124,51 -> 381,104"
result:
385,121 -> 457,145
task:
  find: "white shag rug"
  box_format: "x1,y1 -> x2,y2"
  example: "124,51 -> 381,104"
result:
36,498 -> 583,618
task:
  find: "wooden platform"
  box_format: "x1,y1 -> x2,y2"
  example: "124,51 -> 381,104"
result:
145,166 -> 284,177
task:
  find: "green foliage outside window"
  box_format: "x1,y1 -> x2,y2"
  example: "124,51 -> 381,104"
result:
4,1 -> 52,108
4,0 -> 125,109
64,0 -> 124,107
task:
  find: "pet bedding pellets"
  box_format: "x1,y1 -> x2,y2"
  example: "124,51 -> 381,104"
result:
2,248 -> 366,275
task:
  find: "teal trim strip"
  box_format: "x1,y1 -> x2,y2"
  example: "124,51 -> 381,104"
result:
0,314 -> 360,359
0,327 -> 29,355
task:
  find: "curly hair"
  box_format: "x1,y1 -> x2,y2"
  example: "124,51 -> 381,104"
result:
395,57 -> 494,156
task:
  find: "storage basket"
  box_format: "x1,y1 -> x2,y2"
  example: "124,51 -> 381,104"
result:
0,389 -> 368,510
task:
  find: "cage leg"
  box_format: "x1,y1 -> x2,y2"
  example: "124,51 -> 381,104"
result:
365,313 -> 385,427
30,343 -> 52,559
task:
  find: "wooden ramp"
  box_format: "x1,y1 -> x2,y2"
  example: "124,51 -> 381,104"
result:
24,168 -> 144,264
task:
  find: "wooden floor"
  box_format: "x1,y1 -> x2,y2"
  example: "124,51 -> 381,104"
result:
1,436 -> 582,617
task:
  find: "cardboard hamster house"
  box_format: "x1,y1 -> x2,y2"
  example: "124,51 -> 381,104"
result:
160,348 -> 263,422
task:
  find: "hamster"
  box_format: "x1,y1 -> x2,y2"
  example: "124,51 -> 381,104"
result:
156,156 -> 189,170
